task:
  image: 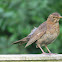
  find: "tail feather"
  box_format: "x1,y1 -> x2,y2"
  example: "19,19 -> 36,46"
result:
12,37 -> 29,44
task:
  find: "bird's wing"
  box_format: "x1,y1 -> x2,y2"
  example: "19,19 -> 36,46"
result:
27,27 -> 37,38
25,31 -> 46,47
25,21 -> 47,47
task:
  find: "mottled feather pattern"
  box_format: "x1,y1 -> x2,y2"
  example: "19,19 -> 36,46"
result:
13,12 -> 62,54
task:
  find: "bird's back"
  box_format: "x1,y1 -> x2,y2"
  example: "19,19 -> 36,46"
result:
29,21 -> 47,39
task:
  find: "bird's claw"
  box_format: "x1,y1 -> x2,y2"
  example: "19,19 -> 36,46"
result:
41,52 -> 57,55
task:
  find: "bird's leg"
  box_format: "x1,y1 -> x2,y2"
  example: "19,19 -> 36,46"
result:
37,44 -> 45,54
45,45 -> 57,55
45,45 -> 51,53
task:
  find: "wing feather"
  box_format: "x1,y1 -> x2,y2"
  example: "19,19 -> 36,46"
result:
25,21 -> 47,47
25,31 -> 46,47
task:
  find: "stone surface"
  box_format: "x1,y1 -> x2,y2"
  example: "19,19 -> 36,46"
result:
0,54 -> 62,62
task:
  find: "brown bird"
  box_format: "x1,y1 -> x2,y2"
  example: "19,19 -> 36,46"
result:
13,12 -> 62,54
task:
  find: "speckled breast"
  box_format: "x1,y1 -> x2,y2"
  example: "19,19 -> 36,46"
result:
37,22 -> 59,46
45,22 -> 59,45
44,31 -> 59,45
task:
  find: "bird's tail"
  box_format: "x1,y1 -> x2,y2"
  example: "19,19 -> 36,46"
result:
12,37 -> 29,45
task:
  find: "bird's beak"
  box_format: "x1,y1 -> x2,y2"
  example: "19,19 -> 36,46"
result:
58,16 -> 62,18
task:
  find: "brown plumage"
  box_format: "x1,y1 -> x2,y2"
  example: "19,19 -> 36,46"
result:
13,12 -> 62,54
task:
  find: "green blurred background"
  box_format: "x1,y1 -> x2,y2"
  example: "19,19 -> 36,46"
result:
0,0 -> 62,54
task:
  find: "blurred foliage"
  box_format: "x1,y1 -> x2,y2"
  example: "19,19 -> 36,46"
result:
0,0 -> 62,54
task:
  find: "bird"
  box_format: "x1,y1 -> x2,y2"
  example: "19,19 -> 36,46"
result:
13,12 -> 62,54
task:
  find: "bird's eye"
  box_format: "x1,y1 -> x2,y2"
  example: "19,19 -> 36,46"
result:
53,16 -> 58,18
53,17 -> 55,18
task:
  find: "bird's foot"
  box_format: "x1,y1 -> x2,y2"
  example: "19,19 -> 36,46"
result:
41,52 -> 47,54
48,53 -> 57,55
41,52 -> 57,55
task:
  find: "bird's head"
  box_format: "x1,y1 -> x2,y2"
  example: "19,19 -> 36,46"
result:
47,12 -> 62,23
